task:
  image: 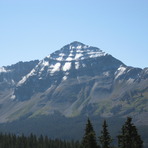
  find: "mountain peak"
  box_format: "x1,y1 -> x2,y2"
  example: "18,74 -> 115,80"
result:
69,41 -> 85,47
46,41 -> 108,63
62,41 -> 89,51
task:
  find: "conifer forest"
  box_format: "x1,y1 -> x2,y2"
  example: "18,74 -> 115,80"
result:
0,117 -> 144,148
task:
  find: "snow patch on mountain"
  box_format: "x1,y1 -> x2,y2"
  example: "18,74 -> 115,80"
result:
56,57 -> 63,61
42,60 -> 49,67
50,63 -> 61,73
65,72 -> 69,75
75,62 -> 80,69
59,53 -> 65,56
51,49 -> 107,61
62,62 -> 71,71
0,67 -> 11,73
66,57 -> 73,61
144,68 -> 148,74
17,69 -> 36,86
63,76 -> 67,81
88,51 -> 107,58
75,53 -> 83,60
10,95 -> 16,100
75,45 -> 82,49
115,66 -> 127,79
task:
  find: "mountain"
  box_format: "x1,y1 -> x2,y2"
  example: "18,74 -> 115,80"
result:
0,42 -> 148,147
0,60 -> 39,122
0,60 -> 39,89
0,41 -> 147,125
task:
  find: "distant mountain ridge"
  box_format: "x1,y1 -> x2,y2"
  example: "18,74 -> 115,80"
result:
0,41 -> 147,125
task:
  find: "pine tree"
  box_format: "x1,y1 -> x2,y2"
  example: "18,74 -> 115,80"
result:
118,117 -> 143,148
82,118 -> 98,148
99,120 -> 112,148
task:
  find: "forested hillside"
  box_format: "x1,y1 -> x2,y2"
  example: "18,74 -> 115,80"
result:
0,117 -> 145,148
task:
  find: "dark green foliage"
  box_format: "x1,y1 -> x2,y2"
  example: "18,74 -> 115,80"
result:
99,120 -> 112,148
0,133 -> 81,148
118,117 -> 143,148
0,114 -> 147,146
82,118 -> 98,148
0,117 -> 144,148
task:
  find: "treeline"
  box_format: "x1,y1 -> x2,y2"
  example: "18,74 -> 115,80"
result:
0,133 -> 81,148
0,117 -> 144,148
82,117 -> 143,148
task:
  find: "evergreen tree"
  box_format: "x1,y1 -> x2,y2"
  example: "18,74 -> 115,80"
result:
82,118 -> 98,148
0,132 -> 82,148
99,120 -> 112,148
118,117 -> 143,148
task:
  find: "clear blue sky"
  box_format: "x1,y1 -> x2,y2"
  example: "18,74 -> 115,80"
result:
0,0 -> 148,68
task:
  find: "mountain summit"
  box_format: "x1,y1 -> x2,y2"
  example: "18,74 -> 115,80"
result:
63,41 -> 86,48
47,41 -> 107,62
0,42 -> 147,125
14,42 -> 123,101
